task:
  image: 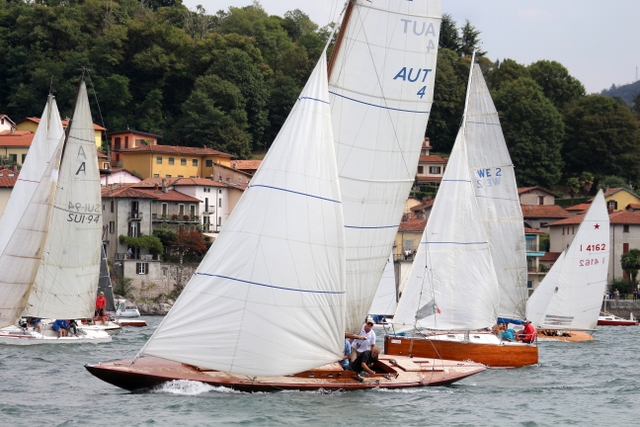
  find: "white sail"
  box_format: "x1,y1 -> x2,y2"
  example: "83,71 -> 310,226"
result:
329,0 -> 442,333
0,95 -> 64,257
142,53 -> 346,377
526,251 -> 566,327
24,82 -> 103,320
369,254 -> 396,317
0,96 -> 65,327
393,126 -> 500,331
465,64 -> 528,320
526,190 -> 609,331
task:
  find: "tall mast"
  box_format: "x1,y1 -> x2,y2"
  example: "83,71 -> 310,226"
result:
327,1 -> 355,79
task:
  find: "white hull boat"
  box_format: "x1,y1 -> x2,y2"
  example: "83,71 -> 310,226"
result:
0,324 -> 110,345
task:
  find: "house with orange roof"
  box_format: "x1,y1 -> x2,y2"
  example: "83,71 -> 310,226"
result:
231,159 -> 261,175
602,187 -> 640,212
546,209 -> 640,284
0,115 -> 15,133
521,204 -> 571,232
394,216 -> 427,295
101,184 -> 202,293
415,138 -> 447,186
518,186 -> 557,206
0,130 -> 34,167
16,117 -> 106,149
132,177 -> 245,237
100,167 -> 142,186
565,203 -> 590,216
0,167 -> 18,216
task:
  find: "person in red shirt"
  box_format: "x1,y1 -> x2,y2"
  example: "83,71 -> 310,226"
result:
517,320 -> 537,343
95,292 -> 107,325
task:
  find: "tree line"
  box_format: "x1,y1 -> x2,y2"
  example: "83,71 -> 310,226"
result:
1,1 -> 639,191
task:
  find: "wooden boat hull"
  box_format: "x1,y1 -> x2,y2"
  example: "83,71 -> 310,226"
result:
384,334 -> 538,368
537,330 -> 593,342
115,319 -> 148,327
85,355 -> 486,392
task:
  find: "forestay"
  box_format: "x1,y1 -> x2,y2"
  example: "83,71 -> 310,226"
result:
369,254 -> 397,317
465,64 -> 528,320
24,82 -> 103,320
329,0 -> 441,333
142,53 -> 346,377
393,127 -> 500,331
526,190 -> 609,331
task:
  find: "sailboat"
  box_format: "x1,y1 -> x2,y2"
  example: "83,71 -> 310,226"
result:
0,81 -> 110,344
526,190 -> 610,342
368,254 -> 397,327
384,60 -> 538,367
86,1 -> 486,391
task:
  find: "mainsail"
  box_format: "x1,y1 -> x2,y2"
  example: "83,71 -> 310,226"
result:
142,52 -> 346,377
526,190 -> 610,331
465,64 -> 528,320
24,81 -> 103,320
329,0 -> 442,333
0,96 -> 65,327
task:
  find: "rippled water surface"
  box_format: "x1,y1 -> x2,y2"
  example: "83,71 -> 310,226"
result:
1,317 -> 639,426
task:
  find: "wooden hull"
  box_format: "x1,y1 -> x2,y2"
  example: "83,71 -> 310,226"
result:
85,355 -> 486,392
115,320 -> 148,327
384,334 -> 538,368
537,330 -> 594,342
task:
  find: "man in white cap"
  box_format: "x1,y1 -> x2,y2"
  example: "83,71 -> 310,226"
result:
349,317 -> 377,362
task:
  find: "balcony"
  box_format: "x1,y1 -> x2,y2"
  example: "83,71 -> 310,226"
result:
128,211 -> 143,221
152,214 -> 200,224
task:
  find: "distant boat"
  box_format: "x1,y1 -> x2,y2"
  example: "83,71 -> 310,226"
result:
597,312 -> 638,326
86,0 -> 486,391
0,80 -> 110,344
386,59 -> 537,368
527,190 -> 610,342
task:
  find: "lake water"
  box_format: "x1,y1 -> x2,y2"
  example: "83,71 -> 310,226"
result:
1,317 -> 639,426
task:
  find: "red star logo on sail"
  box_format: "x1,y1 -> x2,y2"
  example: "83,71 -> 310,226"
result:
594,223 -> 600,229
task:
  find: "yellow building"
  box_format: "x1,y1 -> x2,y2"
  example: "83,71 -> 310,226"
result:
16,117 -> 105,149
0,130 -> 33,167
603,187 -> 640,212
108,130 -> 233,180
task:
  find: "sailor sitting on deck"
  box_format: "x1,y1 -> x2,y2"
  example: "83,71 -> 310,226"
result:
339,339 -> 352,370
501,328 -> 516,342
352,347 -> 380,380
52,319 -> 69,337
516,320 -> 536,343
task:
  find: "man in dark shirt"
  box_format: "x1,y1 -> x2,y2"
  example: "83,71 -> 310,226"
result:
352,346 -> 380,376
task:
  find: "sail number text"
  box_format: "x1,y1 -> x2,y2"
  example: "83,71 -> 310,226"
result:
578,258 -> 606,267
579,244 -> 606,252
475,167 -> 502,188
66,201 -> 101,224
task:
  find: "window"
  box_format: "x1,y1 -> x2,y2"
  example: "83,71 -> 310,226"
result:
161,203 -> 168,216
9,154 -> 17,163
218,216 -> 221,226
417,166 -> 424,174
153,174 -> 160,178
115,137 -> 121,149
136,263 -> 148,275
22,154 -> 27,164
165,174 -> 172,178
218,198 -> 222,207
179,204 -> 185,215
429,166 -> 441,174
538,196 -> 544,205
156,156 -> 163,164
607,200 -> 618,211
128,222 -> 139,237
178,175 -> 184,178
190,204 -> 196,217
181,158 -> 187,166
162,267 -> 168,277
527,280 -> 533,289
624,225 -> 630,233
110,200 -> 114,213
169,157 -> 175,165
219,189 -> 222,194
206,160 -> 213,167
109,221 -> 115,234
624,243 -> 630,253
192,159 -> 198,166
205,198 -> 209,212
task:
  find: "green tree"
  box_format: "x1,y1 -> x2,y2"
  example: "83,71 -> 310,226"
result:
459,20 -> 486,57
208,48 -> 270,150
578,171 -> 594,195
262,75 -> 300,150
597,175 -> 628,190
528,60 -> 585,110
438,14 -> 460,52
621,249 -> 640,295
494,78 -> 565,187
485,59 -> 530,92
562,95 -> 640,185
566,177 -> 580,202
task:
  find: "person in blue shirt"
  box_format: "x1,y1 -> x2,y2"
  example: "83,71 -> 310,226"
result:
52,319 -> 69,337
339,339 -> 352,370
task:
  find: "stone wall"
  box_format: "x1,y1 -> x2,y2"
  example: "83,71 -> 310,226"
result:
601,299 -> 640,319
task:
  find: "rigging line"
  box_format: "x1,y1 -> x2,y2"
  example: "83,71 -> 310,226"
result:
82,68 -> 108,138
